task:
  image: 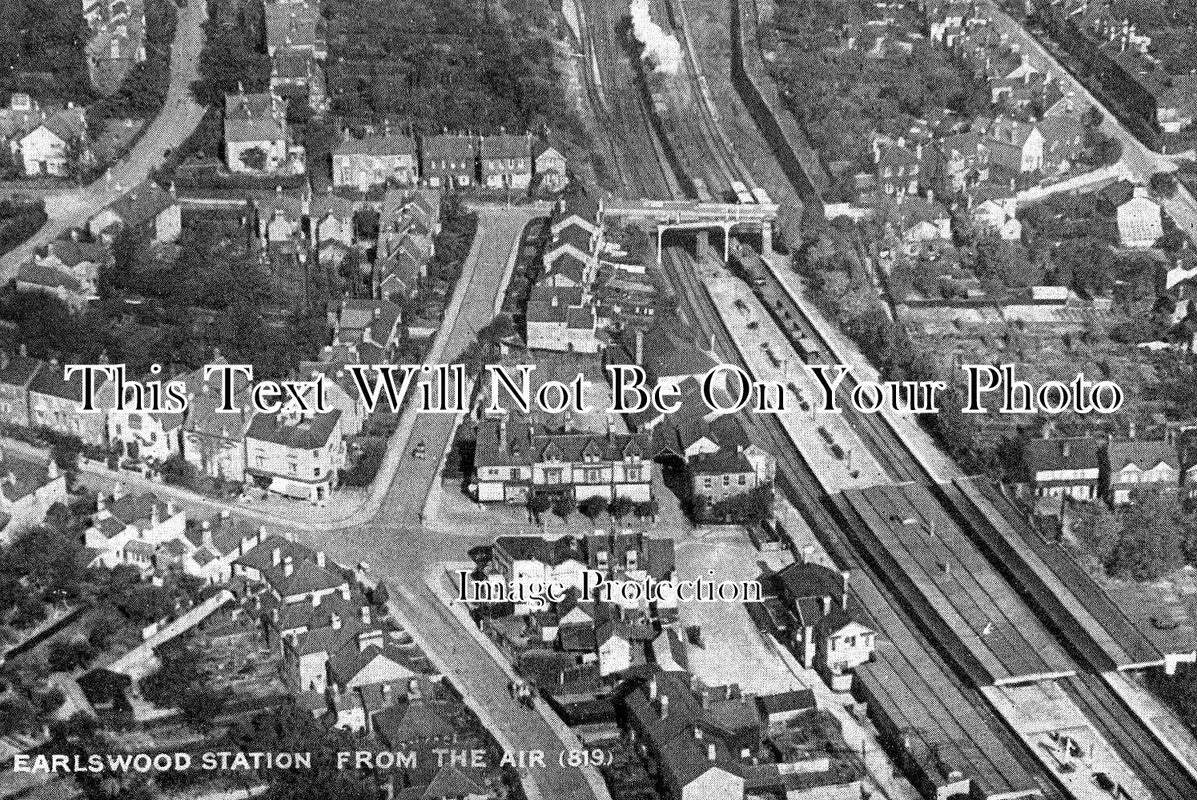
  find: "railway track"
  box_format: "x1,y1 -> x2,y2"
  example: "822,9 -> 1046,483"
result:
580,0 -> 1197,795
658,246 -> 1061,800
751,246 -> 1197,799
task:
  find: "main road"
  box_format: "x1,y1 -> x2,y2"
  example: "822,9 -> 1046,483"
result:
0,0 -> 208,280
297,205 -> 608,800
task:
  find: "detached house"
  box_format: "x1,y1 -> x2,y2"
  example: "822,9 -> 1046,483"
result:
1104,439 -> 1180,505
534,142 -> 568,192
18,106 -> 88,177
1156,75 -> 1197,135
224,89 -> 304,174
83,0 -> 147,95
768,559 -> 874,689
689,447 -> 764,504
263,0 -> 326,59
1116,186 -> 1164,249
16,238 -> 110,311
965,181 -> 1020,241
0,450 -> 67,544
873,137 -> 924,196
0,348 -> 42,430
88,180 -> 181,244
490,535 -> 588,615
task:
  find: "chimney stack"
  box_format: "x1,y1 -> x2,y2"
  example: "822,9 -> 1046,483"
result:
707,743 -> 716,762
272,546 -> 282,567
649,675 -> 658,700
316,550 -> 326,569
659,695 -> 669,719
283,555 -> 294,577
331,612 -> 341,629
361,605 -> 371,625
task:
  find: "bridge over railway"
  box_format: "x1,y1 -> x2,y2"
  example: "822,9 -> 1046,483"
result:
603,196 -> 779,263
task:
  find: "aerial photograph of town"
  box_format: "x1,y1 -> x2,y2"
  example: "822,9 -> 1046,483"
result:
4,0 -> 1197,797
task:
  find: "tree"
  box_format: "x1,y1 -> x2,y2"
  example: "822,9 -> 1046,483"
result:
1074,504 -> 1121,566
48,637 -> 93,673
527,493 -> 551,522
1106,495 -> 1185,581
635,499 -> 659,522
552,493 -> 576,522
609,496 -> 635,522
579,495 -> 607,521
1151,171 -> 1179,198
238,146 -> 268,172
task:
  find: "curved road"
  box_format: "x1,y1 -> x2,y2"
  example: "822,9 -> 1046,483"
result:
0,0 -> 208,281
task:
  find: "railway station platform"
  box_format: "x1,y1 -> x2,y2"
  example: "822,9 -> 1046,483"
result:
835,482 -> 1077,687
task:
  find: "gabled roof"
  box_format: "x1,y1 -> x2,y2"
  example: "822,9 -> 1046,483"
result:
262,556 -> 348,599
16,263 -> 88,296
29,107 -> 86,145
421,134 -> 475,161
28,362 -> 105,402
224,92 -> 289,143
328,643 -> 414,687
334,133 -> 416,158
246,409 -> 342,449
1022,437 -> 1100,477
0,353 -> 43,388
374,702 -> 455,748
421,765 -> 485,799
479,133 -> 531,161
494,534 -> 586,566
0,451 -> 58,503
236,533 -> 314,572
104,181 -> 175,229
690,447 -> 755,476
1106,440 -> 1179,473
756,689 -> 815,716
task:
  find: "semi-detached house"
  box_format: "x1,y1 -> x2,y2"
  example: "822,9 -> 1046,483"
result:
1104,439 -> 1180,505
1021,436 -> 1101,501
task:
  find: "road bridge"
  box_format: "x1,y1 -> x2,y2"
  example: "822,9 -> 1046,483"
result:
602,197 -> 779,263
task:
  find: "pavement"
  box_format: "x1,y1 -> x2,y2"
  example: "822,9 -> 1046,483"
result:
0,0 -> 209,281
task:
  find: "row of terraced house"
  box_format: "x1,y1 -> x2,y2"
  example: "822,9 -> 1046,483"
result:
223,84 -> 568,193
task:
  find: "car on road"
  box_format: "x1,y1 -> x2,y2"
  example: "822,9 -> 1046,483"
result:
412,440 -> 427,459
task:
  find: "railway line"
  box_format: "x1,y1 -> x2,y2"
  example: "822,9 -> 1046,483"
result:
577,0 -> 1197,795
750,241 -> 1197,799
659,246 -> 1056,800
